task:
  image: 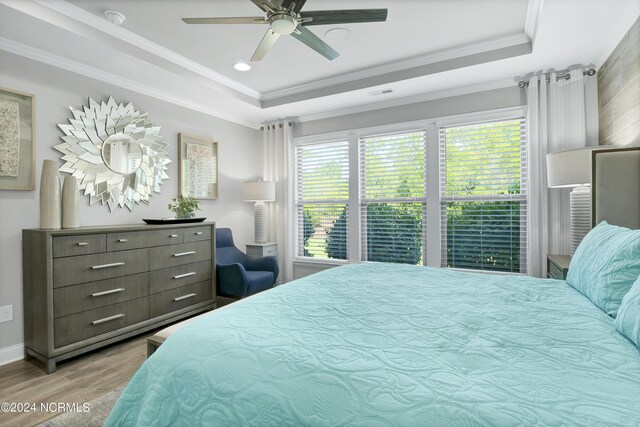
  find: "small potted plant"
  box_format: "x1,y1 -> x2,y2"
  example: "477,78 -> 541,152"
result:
168,194 -> 200,219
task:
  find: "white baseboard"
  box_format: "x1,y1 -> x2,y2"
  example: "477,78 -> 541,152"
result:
0,343 -> 24,366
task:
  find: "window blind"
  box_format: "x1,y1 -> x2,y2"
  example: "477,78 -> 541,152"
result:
295,141 -> 349,259
360,131 -> 427,265
439,119 -> 527,273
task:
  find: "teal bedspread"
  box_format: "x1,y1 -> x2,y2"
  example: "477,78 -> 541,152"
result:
106,263 -> 640,426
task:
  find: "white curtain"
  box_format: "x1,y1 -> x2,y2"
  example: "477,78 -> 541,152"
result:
527,69 -> 594,277
262,121 -> 294,282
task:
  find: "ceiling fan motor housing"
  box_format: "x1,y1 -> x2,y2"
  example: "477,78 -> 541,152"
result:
270,13 -> 298,34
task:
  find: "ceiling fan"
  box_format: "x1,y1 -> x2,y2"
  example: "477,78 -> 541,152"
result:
182,0 -> 388,61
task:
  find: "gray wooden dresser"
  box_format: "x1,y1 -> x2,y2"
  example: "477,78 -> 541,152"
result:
22,222 -> 216,373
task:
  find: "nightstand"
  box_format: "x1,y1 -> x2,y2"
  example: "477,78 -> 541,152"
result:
547,254 -> 571,280
246,242 -> 278,258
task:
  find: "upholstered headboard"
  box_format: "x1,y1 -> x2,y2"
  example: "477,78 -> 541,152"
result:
591,147 -> 640,229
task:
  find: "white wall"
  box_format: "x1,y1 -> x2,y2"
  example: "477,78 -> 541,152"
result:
0,51 -> 262,360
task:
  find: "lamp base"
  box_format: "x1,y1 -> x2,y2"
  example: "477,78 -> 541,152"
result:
254,201 -> 267,243
570,185 -> 591,255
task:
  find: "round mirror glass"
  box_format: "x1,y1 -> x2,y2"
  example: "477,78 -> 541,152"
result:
101,134 -> 143,174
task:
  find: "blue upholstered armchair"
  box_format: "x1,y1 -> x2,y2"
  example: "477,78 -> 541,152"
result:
216,228 -> 279,298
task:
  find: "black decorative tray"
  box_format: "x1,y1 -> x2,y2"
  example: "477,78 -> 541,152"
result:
142,217 -> 206,225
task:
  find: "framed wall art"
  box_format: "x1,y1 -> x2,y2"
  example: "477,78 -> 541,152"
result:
0,87 -> 35,190
178,133 -> 218,200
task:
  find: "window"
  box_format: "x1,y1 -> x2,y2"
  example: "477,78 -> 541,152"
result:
293,109 -> 528,273
439,119 -> 527,273
295,141 -> 349,260
360,131 -> 427,264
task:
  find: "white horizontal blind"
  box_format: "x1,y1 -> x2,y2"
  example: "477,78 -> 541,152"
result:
439,118 -> 527,273
360,131 -> 427,264
295,141 -> 349,259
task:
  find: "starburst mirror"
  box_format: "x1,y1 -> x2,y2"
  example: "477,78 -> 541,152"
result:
54,97 -> 170,211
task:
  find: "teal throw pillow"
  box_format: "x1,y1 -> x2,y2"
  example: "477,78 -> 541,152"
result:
615,276 -> 640,347
566,221 -> 640,317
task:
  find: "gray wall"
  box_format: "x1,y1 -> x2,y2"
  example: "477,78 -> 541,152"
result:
598,16 -> 640,147
293,86 -> 526,137
0,51 -> 262,358
291,85 -> 526,280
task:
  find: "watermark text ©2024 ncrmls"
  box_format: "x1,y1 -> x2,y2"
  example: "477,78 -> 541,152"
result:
1,401 -> 91,413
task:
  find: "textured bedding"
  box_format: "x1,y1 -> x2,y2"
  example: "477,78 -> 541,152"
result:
106,263 -> 640,426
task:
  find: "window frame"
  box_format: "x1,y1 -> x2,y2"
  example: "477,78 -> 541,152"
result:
438,117 -> 528,274
291,106 -> 527,273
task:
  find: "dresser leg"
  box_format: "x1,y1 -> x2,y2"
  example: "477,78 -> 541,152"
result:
45,359 -> 57,374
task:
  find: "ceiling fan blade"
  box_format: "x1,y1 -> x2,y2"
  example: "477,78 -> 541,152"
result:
281,0 -> 307,13
250,0 -> 283,13
291,26 -> 339,60
182,17 -> 267,25
251,29 -> 281,61
300,9 -> 388,26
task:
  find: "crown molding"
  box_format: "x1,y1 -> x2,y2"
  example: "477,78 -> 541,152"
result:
0,37 -> 260,129
525,0 -> 544,48
295,78 -> 516,124
262,33 -> 530,102
19,0 -> 262,101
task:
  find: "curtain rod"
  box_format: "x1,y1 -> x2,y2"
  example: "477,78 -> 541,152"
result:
260,121 -> 295,131
517,68 -> 596,88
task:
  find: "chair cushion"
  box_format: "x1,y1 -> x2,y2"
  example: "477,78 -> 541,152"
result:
246,271 -> 275,296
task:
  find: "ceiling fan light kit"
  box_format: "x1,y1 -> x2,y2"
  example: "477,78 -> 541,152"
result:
182,0 -> 388,61
270,13 -> 298,35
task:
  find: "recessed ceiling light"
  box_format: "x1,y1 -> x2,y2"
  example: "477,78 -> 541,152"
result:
104,10 -> 126,26
233,62 -> 252,72
325,28 -> 352,42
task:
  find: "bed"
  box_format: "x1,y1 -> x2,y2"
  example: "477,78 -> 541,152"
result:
105,262 -> 640,426
106,147 -> 640,426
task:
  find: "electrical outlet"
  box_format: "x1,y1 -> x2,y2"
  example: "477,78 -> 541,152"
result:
0,305 -> 13,323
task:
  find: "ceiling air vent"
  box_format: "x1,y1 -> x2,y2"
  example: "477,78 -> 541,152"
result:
368,88 -> 394,97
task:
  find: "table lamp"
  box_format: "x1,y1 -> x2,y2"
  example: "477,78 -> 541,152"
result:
243,180 -> 276,243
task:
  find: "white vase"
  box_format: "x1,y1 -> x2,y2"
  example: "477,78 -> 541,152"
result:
40,160 -> 61,229
62,175 -> 80,228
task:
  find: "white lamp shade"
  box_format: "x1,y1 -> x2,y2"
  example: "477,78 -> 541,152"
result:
243,181 -> 275,201
546,147 -> 610,188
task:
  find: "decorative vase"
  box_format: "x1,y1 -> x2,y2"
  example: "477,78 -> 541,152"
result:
39,160 -> 61,229
62,175 -> 80,228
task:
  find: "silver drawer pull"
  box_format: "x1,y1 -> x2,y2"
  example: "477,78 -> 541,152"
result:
173,293 -> 196,302
91,288 -> 125,297
91,313 -> 125,325
118,238 -> 128,243
91,262 -> 125,270
173,251 -> 196,257
195,232 -> 203,235
173,272 -> 196,279
169,234 -> 178,238
77,242 -> 88,246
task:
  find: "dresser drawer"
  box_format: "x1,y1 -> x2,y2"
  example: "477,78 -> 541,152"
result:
148,241 -> 211,271
147,228 -> 185,247
150,281 -> 212,318
106,231 -> 149,252
53,273 -> 149,318
183,226 -> 212,243
53,248 -> 149,288
54,297 -> 150,348
149,260 -> 211,294
53,234 -> 106,258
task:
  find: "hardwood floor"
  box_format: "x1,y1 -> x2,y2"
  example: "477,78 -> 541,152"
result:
0,333 -> 150,427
